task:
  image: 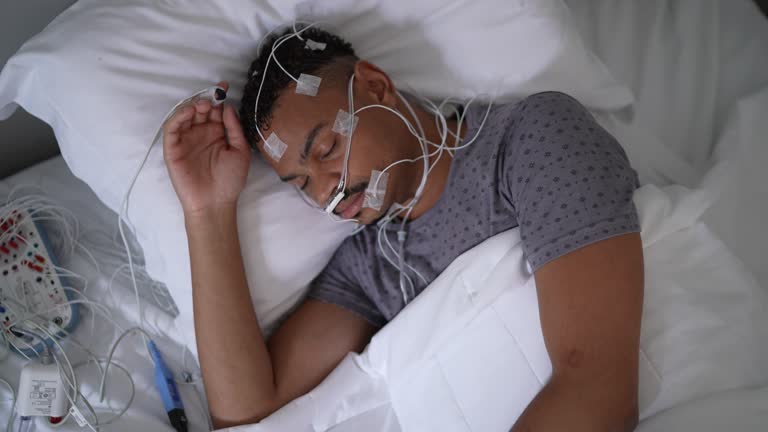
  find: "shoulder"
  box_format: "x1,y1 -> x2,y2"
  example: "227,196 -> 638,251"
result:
483,92 -> 594,158
518,91 -> 590,117
500,91 -> 611,164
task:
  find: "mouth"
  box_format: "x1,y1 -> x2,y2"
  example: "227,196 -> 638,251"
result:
335,191 -> 366,220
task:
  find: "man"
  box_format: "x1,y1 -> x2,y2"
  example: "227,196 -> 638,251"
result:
162,26 -> 643,431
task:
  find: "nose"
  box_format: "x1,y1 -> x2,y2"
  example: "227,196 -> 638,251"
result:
306,163 -> 343,207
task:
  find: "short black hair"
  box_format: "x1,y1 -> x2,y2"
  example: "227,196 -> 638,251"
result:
239,25 -> 358,149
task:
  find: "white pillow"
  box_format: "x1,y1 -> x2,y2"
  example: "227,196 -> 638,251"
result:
0,0 -> 632,353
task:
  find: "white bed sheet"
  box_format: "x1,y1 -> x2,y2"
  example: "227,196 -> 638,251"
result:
2,155 -> 766,432
2,1 -> 767,431
224,181 -> 768,432
567,0 -> 768,289
0,157 -> 211,432
636,385 -> 768,432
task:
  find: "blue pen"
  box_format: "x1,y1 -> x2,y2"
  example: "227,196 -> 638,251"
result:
148,340 -> 188,432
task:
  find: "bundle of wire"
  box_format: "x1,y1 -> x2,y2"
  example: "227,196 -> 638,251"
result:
0,187 -> 208,431
0,19 -> 495,431
253,22 -> 494,305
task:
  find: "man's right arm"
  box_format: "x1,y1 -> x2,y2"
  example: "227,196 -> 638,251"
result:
161,84 -> 377,429
186,206 -> 376,428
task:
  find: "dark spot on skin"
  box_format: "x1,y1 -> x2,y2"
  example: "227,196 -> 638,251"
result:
567,349 -> 584,368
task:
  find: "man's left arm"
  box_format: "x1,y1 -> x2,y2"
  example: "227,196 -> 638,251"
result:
511,232 -> 644,432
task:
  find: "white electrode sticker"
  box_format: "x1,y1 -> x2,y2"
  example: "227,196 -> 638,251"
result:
264,133 -> 288,161
332,109 -> 359,137
305,39 -> 327,51
296,73 -> 322,96
363,170 -> 389,210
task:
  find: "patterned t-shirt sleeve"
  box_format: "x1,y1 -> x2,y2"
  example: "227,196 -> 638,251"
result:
307,239 -> 387,328
499,91 -> 641,271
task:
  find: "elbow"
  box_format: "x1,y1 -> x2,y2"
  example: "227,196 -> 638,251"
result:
614,395 -> 639,432
210,396 -> 283,429
211,408 -> 273,430
623,407 -> 639,432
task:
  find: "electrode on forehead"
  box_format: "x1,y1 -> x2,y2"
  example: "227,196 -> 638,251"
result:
332,109 -> 359,137
304,39 -> 327,51
296,73 -> 322,96
363,170 -> 389,210
264,132 -> 288,161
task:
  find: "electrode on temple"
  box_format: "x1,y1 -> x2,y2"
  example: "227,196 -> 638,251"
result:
363,170 -> 389,210
332,109 -> 359,137
296,73 -> 322,96
264,133 -> 288,161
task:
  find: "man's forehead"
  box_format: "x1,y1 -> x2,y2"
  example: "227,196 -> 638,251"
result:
269,91 -> 340,140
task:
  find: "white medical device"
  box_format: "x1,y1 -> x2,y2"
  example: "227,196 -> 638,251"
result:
0,208 -> 78,358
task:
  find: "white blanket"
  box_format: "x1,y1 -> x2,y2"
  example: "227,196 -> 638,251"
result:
226,179 -> 768,431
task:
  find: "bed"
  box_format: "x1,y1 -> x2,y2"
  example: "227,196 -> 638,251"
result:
1,1 -> 767,431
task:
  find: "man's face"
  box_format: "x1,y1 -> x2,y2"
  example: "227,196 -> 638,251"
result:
257,64 -> 417,225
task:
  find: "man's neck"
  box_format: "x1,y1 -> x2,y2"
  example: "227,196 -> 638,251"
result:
398,101 -> 464,220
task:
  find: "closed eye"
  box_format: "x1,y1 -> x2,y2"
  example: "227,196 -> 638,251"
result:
321,137 -> 338,161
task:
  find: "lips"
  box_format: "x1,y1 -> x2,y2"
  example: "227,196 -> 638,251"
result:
336,191 -> 365,219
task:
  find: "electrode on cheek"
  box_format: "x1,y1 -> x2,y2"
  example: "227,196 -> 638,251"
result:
363,170 -> 389,211
264,133 -> 288,161
332,109 -> 359,137
296,73 -> 322,96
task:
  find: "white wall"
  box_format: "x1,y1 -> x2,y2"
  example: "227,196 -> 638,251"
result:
0,0 -> 77,178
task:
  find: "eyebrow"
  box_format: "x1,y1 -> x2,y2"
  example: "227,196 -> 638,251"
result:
302,122 -> 324,161
278,121 -> 324,183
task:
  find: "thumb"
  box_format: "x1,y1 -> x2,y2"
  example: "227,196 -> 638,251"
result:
223,104 -> 250,152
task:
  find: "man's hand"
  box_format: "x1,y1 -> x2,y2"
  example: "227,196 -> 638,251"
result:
512,233 -> 644,432
162,81 -> 251,215
164,83 -> 376,429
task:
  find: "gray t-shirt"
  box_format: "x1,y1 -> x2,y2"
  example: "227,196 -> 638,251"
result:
309,91 -> 640,328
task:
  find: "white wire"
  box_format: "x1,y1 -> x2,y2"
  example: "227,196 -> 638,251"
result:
51,354 -> 99,432
347,92 -> 494,304
21,325 -> 83,428
0,377 -> 16,432
0,330 -> 11,363
72,359 -> 136,428
7,325 -> 91,430
0,190 -> 184,429
116,83 -> 218,351
252,22 -> 323,144
6,294 -> 137,429
7,299 -> 122,333
98,327 -> 153,402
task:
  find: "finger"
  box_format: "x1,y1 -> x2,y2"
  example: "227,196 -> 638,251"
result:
223,104 -> 250,151
209,104 -> 224,124
164,105 -> 195,137
215,81 -> 230,92
193,99 -> 212,125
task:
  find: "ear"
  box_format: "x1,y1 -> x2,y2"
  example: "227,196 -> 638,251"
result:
353,60 -> 398,108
